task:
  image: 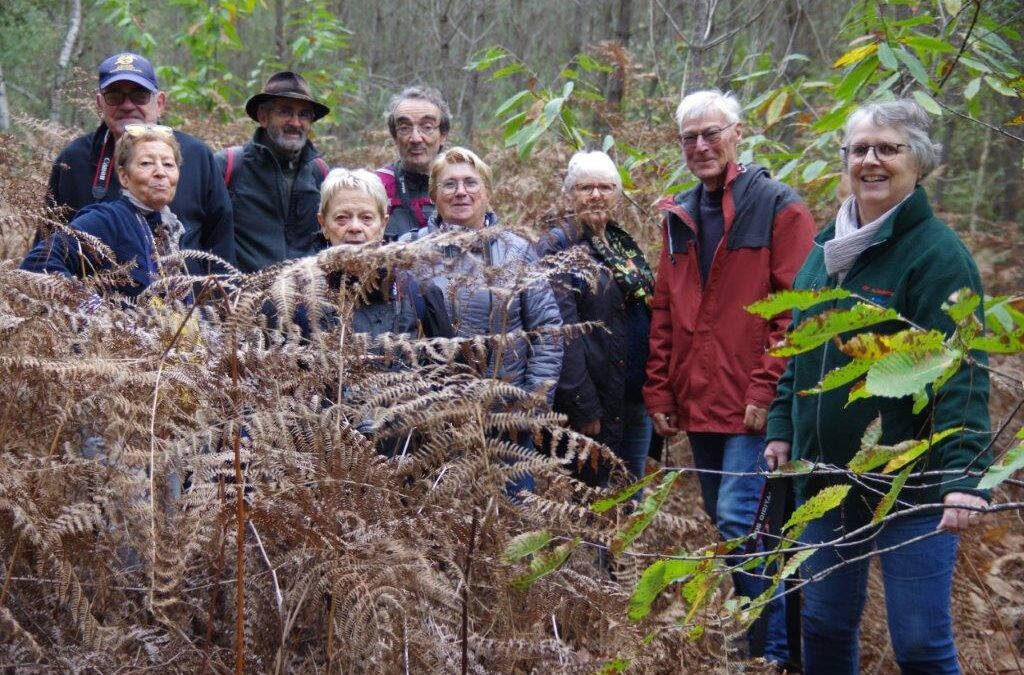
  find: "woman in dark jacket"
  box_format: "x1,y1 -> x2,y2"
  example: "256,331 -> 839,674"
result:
23,124 -> 187,300
539,150 -> 655,485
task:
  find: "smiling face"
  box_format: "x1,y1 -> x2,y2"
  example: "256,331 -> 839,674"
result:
96,82 -> 166,138
116,140 -> 179,210
845,119 -> 920,224
434,162 -> 490,229
681,110 -> 742,192
392,99 -> 447,174
257,97 -> 314,155
318,189 -> 385,245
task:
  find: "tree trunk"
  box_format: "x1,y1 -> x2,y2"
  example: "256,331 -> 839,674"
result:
688,0 -> 712,91
275,0 -> 287,64
606,0 -> 633,109
460,2 -> 488,139
968,128 -> 991,236
0,62 -> 10,132
50,0 -> 82,123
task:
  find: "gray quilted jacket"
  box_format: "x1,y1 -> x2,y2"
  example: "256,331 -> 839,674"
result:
402,214 -> 563,402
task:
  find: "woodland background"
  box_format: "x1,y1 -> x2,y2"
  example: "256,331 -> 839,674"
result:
0,0 -> 1023,673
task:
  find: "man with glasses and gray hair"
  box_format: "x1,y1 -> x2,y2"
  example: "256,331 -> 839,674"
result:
48,52 -> 235,273
215,71 -> 331,272
376,86 -> 451,241
643,89 -> 816,668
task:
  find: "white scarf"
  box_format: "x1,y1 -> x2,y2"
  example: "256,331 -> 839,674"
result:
823,194 -> 909,282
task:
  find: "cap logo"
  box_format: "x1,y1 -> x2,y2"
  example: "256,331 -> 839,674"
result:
112,54 -> 141,73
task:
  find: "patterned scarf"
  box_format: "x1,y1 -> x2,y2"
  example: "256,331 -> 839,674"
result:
125,192 -> 184,277
586,222 -> 655,307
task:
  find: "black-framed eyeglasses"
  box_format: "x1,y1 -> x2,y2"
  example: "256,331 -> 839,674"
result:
681,121 -> 737,148
395,121 -> 440,138
101,89 -> 153,106
840,142 -> 910,162
440,177 -> 482,195
272,105 -> 316,121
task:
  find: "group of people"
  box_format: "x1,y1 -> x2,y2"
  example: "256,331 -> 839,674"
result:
21,51 -> 992,674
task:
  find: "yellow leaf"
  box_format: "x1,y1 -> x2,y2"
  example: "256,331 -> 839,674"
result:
833,43 -> 879,69
1007,114 -> 1024,126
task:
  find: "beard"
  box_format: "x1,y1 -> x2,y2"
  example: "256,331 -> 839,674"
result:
266,124 -> 307,156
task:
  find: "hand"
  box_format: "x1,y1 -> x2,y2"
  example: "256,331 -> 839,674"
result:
578,419 -> 601,436
938,491 -> 988,532
743,404 -> 768,432
763,440 -> 791,471
652,412 -> 679,437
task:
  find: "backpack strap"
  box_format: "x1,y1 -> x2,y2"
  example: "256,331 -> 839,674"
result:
222,146 -> 243,188
313,156 -> 330,180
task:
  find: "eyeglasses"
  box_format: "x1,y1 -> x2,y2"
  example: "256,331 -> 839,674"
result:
573,183 -> 617,195
840,142 -> 910,162
681,122 -> 738,148
271,106 -> 316,121
101,89 -> 153,106
123,123 -> 174,138
395,121 -> 440,138
439,177 -> 483,195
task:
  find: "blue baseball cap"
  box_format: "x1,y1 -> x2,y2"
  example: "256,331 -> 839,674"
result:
97,52 -> 159,91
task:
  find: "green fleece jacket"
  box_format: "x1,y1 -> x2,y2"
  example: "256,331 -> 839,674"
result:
766,187 -> 991,513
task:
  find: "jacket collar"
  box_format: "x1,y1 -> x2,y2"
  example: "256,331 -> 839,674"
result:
816,186 -> 933,246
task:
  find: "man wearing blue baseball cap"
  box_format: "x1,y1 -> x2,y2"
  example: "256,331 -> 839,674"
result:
47,52 -> 236,273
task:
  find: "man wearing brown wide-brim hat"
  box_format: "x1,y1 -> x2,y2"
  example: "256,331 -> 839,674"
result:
216,71 -> 333,272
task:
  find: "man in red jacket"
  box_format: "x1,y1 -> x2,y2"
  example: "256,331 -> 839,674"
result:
644,89 -> 815,665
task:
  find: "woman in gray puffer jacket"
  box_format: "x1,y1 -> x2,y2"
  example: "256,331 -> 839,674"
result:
401,147 -> 563,402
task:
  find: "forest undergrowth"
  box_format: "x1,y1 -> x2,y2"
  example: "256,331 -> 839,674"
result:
0,102 -> 1021,674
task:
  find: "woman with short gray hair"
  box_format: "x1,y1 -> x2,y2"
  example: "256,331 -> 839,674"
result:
764,99 -> 991,673
539,150 -> 655,486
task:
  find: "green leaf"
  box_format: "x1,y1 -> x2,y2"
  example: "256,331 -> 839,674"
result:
964,77 -> 982,100
562,81 -> 575,98
912,388 -> 930,415
865,348 -> 960,398
882,426 -> 964,474
493,90 -> 533,118
801,358 -> 873,395
835,57 -> 879,101
984,76 -> 1018,97
783,485 -> 851,534
814,101 -> 856,131
944,288 -> 981,323
772,304 -> 901,357
510,538 -> 580,591
968,331 -> 1024,354
877,42 -> 899,70
802,159 -> 828,183
902,35 -> 958,54
490,63 -> 526,80
978,443 -> 1024,490
611,472 -> 680,553
745,288 -> 851,318
912,90 -> 942,115
629,558 -> 699,620
957,55 -> 992,74
502,530 -> 555,563
767,91 -> 789,126
872,464 -> 914,523
598,658 -> 631,674
591,471 -> 662,513
465,46 -> 507,71
896,47 -> 933,88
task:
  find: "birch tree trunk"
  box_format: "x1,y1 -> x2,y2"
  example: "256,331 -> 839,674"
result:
50,0 -> 82,123
0,62 -> 10,132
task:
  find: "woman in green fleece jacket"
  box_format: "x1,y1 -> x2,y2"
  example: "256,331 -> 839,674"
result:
763,99 -> 991,674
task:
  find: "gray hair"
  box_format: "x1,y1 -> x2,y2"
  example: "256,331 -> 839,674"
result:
842,99 -> 942,177
318,168 -> 388,220
675,89 -> 741,130
385,85 -> 452,137
562,150 -> 622,194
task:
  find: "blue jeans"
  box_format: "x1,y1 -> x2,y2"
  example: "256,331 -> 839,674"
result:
617,399 -> 652,480
800,506 -> 960,674
689,432 -> 788,663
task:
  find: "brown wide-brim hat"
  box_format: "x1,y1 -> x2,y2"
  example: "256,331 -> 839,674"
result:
245,71 -> 330,122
